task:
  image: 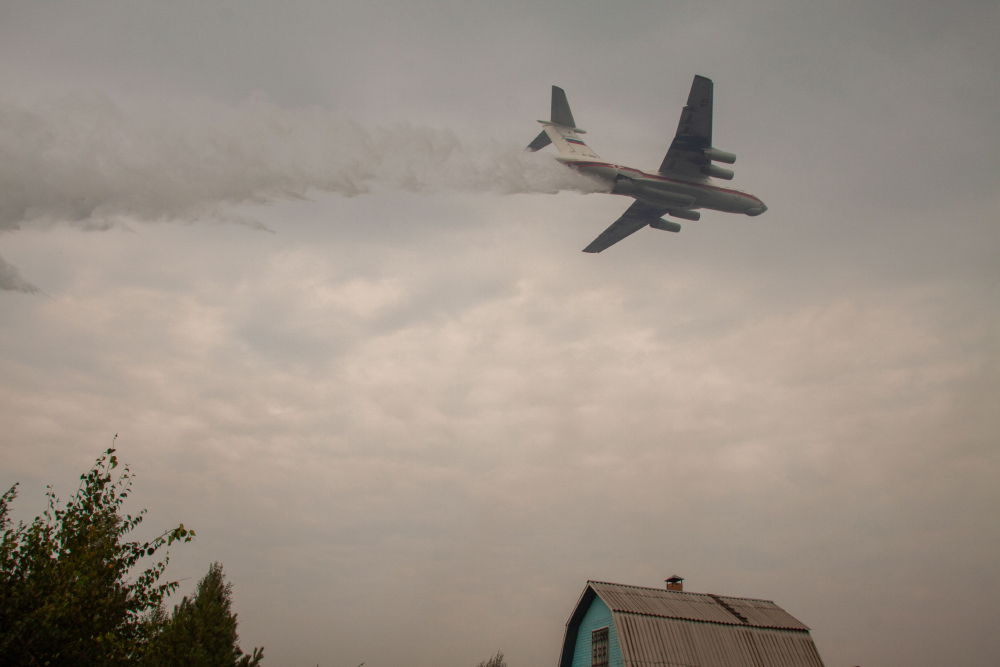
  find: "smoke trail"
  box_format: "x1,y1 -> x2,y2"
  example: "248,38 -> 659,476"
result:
0,91 -> 603,232
0,255 -> 39,293
0,91 -> 607,290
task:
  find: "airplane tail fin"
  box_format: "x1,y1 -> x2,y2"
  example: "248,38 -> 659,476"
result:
550,86 -> 576,128
525,86 -> 600,160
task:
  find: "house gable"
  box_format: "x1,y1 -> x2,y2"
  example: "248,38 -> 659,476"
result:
570,595 -> 623,667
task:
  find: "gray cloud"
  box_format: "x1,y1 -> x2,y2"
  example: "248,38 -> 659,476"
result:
2,196 -> 996,667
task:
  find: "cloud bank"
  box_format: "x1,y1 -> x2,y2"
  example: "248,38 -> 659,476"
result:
2,211 -> 996,667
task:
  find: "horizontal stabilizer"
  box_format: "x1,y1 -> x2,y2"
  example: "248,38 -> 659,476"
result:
526,130 -> 552,152
551,86 -> 576,128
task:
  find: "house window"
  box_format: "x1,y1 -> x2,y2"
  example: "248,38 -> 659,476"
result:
592,627 -> 609,667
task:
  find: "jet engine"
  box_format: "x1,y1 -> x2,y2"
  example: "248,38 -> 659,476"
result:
650,219 -> 682,233
667,208 -> 700,221
704,148 -> 737,164
700,164 -> 735,180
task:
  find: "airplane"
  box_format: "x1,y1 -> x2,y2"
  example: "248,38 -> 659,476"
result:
525,76 -> 767,253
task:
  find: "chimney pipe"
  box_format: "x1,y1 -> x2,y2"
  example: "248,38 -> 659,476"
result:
665,575 -> 684,592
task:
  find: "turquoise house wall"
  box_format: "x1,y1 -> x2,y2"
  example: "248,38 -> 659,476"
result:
570,595 -> 623,667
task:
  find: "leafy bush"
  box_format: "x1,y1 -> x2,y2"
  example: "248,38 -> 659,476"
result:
0,445 -> 193,665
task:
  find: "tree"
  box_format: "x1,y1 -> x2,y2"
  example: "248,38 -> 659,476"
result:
478,651 -> 508,667
145,562 -> 263,667
0,445 -> 194,666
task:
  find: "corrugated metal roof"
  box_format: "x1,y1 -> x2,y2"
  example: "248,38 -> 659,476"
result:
592,582 -> 739,626
615,614 -> 825,667
588,582 -> 809,631
713,596 -> 810,632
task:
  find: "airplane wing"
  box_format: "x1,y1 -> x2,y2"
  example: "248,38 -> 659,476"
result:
582,200 -> 669,253
658,75 -> 713,176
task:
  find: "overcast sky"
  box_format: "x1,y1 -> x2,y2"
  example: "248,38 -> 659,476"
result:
1,2 -> 998,666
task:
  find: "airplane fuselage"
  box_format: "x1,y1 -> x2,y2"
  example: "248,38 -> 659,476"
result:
562,158 -> 767,217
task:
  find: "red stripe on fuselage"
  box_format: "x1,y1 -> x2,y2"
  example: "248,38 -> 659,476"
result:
569,161 -> 764,205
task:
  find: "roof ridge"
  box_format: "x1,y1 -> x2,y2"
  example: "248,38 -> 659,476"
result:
587,580 -> 776,605
587,580 -> 714,598
711,593 -> 777,604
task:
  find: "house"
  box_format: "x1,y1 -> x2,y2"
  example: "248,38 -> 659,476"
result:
559,578 -> 825,667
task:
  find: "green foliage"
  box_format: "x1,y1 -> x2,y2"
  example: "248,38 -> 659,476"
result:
0,446 -> 194,666
478,650 -> 508,667
145,562 -> 263,667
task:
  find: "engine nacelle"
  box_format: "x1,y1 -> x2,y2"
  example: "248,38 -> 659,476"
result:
700,164 -> 735,180
650,219 -> 682,233
704,148 -> 736,164
667,208 -> 700,221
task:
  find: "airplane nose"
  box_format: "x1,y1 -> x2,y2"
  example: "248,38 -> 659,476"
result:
747,202 -> 767,216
